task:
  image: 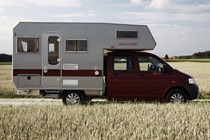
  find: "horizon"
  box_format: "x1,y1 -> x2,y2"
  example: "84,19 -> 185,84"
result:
2,49 -> 210,58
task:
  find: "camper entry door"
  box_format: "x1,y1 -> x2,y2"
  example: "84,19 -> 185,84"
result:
42,33 -> 61,88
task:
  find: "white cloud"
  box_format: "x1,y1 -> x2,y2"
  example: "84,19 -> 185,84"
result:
0,0 -> 18,6
0,16 -> 26,38
0,7 -> 4,13
0,0 -> 81,7
171,2 -> 210,13
110,3 -> 133,8
27,0 -> 81,7
130,0 -> 142,5
147,0 -> 210,13
115,11 -> 210,23
0,15 -> 28,54
148,0 -> 170,9
149,24 -> 210,56
47,11 -> 98,22
49,11 -> 96,18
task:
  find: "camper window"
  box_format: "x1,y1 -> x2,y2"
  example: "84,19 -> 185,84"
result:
48,36 -> 59,65
66,40 -> 87,52
17,38 -> 39,52
116,31 -> 138,39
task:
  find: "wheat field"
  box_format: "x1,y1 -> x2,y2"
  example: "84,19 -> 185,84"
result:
169,62 -> 210,98
1,63 -> 210,139
0,103 -> 210,140
0,65 -> 16,97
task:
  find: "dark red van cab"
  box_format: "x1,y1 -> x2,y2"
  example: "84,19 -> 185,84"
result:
104,51 -> 199,102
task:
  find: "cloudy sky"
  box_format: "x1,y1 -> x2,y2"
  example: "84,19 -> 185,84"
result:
0,0 -> 210,56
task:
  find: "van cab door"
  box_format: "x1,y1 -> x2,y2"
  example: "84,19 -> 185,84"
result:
42,33 -> 61,87
136,55 -> 170,100
106,53 -> 136,101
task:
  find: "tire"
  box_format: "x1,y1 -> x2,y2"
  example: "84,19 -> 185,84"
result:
62,91 -> 84,105
166,89 -> 187,103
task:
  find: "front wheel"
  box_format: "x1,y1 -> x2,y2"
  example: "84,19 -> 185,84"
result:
166,89 -> 187,103
62,91 -> 84,105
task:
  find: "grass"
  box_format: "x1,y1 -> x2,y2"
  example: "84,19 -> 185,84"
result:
0,62 -> 12,65
0,65 -> 16,97
166,59 -> 210,63
0,103 -> 210,140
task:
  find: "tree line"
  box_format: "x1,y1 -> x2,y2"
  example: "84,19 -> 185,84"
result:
178,50 -> 210,59
0,54 -> 12,62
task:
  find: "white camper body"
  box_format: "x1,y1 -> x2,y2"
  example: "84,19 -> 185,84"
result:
13,22 -> 156,97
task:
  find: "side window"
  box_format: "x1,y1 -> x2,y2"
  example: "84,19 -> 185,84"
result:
116,31 -> 138,39
66,40 -> 87,52
113,56 -> 133,71
139,56 -> 164,72
17,38 -> 39,52
48,36 -> 59,65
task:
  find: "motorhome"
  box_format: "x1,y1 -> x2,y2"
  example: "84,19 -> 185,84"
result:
13,22 -> 198,104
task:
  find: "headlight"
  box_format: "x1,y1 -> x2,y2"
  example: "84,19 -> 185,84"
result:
189,78 -> 196,84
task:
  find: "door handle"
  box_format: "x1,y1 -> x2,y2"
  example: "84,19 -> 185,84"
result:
57,58 -> 61,62
43,66 -> 48,73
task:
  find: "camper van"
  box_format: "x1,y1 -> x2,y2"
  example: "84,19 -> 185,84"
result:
13,22 -> 198,104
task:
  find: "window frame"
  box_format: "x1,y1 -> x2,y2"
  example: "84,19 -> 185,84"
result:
66,39 -> 88,53
138,55 -> 164,73
48,36 -> 59,65
17,37 -> 40,53
113,55 -> 133,72
116,30 -> 138,39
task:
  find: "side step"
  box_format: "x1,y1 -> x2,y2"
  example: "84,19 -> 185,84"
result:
45,94 -> 59,99
42,90 -> 60,99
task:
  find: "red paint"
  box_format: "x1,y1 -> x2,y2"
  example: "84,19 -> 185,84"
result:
105,51 -> 195,101
63,70 -> 102,76
13,69 -> 102,77
43,70 -> 60,76
13,69 -> 42,76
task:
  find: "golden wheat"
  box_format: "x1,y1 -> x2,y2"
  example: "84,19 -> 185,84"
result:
0,103 -> 210,140
169,62 -> 210,97
0,65 -> 16,96
1,64 -> 210,139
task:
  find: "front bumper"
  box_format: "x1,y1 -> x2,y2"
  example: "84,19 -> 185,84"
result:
188,84 -> 199,100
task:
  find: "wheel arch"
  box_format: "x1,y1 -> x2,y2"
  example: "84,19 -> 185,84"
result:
60,90 -> 86,99
164,86 -> 189,100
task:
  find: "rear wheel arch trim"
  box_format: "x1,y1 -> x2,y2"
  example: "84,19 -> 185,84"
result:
61,90 -> 86,98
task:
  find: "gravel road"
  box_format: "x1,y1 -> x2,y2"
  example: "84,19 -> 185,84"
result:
0,98 -> 209,106
0,98 -> 63,106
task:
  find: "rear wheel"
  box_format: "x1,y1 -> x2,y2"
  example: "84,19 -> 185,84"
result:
166,89 -> 187,103
62,91 -> 84,105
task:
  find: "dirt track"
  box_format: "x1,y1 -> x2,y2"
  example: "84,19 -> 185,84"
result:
0,98 -> 209,106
